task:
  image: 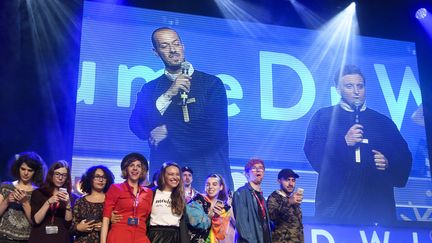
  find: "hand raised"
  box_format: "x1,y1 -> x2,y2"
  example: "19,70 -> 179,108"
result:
165,74 -> 192,97
212,203 -> 224,217
288,192 -> 303,205
47,194 -> 59,204
345,124 -> 364,146
372,149 -> 388,171
13,189 -> 28,204
57,191 -> 70,203
7,192 -> 16,203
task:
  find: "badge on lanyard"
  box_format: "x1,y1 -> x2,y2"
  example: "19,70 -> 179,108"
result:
46,202 -> 60,234
128,217 -> 139,226
127,184 -> 140,226
45,226 -> 58,234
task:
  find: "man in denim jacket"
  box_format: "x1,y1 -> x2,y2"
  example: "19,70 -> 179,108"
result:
233,158 -> 272,243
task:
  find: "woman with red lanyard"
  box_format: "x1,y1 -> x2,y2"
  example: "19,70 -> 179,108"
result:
100,153 -> 153,243
29,160 -> 74,243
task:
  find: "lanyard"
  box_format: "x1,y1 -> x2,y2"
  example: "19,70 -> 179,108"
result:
49,202 -> 60,225
252,190 -> 266,220
125,183 -> 141,218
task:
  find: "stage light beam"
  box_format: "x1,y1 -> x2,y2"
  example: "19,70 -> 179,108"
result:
415,8 -> 432,39
213,0 -> 273,38
287,0 -> 325,29
23,0 -> 81,151
303,2 -> 359,104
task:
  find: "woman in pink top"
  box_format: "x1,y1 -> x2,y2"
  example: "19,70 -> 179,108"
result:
100,153 -> 153,243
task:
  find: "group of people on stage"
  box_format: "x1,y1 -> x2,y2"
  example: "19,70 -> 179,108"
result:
127,24 -> 411,234
0,152 -> 304,243
127,25 -> 411,230
0,25 -> 413,243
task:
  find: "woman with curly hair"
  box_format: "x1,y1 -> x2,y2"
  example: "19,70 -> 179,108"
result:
71,165 -> 114,243
148,161 -> 189,243
0,152 -> 46,242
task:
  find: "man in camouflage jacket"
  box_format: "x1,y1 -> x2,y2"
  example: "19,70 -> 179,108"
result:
267,169 -> 304,243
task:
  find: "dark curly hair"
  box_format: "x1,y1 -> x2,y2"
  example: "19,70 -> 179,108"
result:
80,165 -> 115,194
9,151 -> 46,186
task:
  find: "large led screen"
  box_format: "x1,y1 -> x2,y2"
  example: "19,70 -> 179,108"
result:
73,1 -> 431,225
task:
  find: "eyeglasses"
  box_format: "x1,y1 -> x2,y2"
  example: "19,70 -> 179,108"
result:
94,175 -> 107,181
54,172 -> 68,178
250,167 -> 265,172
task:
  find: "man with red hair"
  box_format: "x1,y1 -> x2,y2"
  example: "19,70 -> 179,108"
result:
233,158 -> 272,243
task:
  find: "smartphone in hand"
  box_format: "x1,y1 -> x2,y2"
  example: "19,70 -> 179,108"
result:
215,199 -> 224,208
296,188 -> 304,195
58,188 -> 68,202
85,216 -> 100,223
213,199 -> 224,216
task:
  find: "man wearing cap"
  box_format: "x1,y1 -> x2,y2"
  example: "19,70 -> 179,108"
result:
233,158 -> 272,243
181,166 -> 199,202
267,169 -> 304,243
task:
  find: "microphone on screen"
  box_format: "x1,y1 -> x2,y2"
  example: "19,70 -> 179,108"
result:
180,61 -> 191,106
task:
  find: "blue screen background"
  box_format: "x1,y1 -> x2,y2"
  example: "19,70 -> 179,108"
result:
73,1 -> 431,222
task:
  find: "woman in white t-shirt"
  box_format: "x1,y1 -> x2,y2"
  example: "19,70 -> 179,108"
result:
148,162 -> 189,243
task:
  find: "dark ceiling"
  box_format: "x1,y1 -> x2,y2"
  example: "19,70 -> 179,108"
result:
115,0 -> 432,42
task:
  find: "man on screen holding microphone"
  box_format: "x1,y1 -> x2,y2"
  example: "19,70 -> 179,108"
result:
303,64 -> 412,225
130,27 -> 233,189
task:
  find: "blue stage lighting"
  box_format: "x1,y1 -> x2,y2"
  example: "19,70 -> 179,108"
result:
415,8 -> 427,20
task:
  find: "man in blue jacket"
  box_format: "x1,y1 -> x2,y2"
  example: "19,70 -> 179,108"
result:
233,158 -> 272,243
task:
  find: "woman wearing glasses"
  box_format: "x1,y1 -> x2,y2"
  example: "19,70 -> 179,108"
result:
29,160 -> 74,243
0,152 -> 46,242
187,174 -> 230,243
100,153 -> 153,243
71,165 -> 114,243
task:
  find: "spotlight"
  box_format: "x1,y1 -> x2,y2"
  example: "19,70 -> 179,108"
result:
302,1 -> 359,104
415,7 -> 432,39
416,8 -> 427,20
